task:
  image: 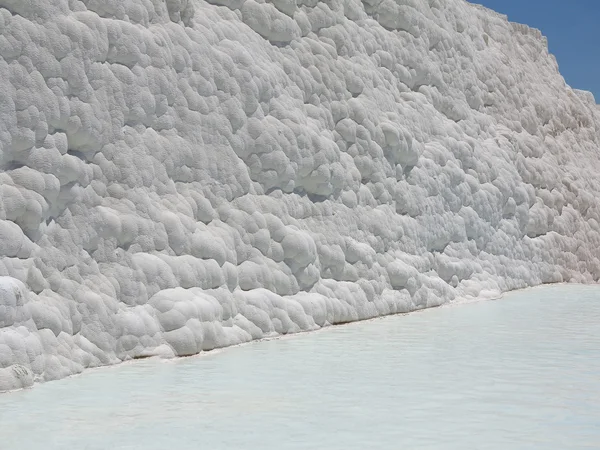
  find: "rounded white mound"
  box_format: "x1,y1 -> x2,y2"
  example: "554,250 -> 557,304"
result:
0,0 -> 599,390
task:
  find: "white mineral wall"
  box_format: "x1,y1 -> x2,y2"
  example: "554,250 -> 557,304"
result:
0,0 -> 599,390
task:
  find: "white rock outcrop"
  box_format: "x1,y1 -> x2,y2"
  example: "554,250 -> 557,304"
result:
0,0 -> 599,390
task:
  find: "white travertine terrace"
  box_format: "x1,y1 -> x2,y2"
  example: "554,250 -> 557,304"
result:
0,0 -> 599,391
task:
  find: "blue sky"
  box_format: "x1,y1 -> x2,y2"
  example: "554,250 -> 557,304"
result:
474,0 -> 600,102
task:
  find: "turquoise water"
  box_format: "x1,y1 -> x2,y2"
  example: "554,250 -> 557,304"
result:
1,284 -> 599,449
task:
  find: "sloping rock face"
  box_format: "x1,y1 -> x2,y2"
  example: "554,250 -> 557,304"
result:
0,0 -> 599,389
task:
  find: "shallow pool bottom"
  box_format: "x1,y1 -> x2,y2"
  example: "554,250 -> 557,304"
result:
1,284 -> 599,449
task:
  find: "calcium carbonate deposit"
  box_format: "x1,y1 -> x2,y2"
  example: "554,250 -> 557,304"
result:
0,0 -> 599,391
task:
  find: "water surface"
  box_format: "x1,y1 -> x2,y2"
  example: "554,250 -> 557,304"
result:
2,284 -> 599,449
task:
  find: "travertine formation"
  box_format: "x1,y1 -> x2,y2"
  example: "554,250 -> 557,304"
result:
0,0 -> 599,390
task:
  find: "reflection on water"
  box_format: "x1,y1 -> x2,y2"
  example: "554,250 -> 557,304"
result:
1,284 -> 599,449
